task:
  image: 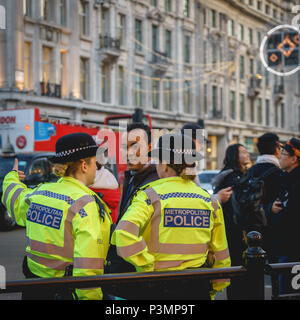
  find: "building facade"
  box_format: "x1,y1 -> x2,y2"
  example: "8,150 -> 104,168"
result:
0,0 -> 299,169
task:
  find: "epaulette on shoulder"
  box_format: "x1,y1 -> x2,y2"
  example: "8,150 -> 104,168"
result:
131,184 -> 151,199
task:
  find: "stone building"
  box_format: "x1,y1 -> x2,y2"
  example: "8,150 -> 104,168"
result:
0,0 -> 299,168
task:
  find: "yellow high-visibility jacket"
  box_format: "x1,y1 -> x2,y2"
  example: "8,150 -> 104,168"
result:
111,176 -> 231,293
2,171 -> 112,300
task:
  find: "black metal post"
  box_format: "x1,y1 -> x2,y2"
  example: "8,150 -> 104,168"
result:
242,231 -> 267,300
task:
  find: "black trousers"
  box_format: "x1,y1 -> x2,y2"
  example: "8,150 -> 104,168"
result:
22,256 -> 75,300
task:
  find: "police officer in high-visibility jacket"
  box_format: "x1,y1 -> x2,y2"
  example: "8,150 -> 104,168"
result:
2,133 -> 112,300
112,133 -> 231,299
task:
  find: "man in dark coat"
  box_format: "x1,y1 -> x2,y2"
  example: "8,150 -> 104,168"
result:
105,123 -> 159,274
246,133 -> 283,212
244,133 -> 283,253
266,138 -> 300,294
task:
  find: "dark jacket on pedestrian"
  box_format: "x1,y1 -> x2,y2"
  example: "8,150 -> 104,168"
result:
105,164 -> 159,274
246,158 -> 282,211
117,164 -> 159,224
245,157 -> 283,253
266,166 -> 300,261
213,168 -> 245,266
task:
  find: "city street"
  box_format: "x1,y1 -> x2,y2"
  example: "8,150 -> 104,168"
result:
0,227 -> 272,300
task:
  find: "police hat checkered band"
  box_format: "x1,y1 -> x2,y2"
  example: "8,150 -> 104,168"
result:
55,145 -> 96,158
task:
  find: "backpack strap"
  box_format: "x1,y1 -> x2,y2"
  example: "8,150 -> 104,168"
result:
257,166 -> 279,181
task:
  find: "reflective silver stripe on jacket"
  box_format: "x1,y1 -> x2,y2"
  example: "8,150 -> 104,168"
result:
116,239 -> 147,258
27,253 -> 72,271
3,183 -> 25,221
74,257 -> 105,270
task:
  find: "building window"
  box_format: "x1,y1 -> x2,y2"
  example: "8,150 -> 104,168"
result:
152,25 -> 159,53
165,0 -> 172,12
265,99 -> 270,126
230,90 -> 236,119
239,24 -> 244,42
79,0 -> 89,36
257,98 -> 262,124
24,42 -> 32,90
42,46 -> 53,83
212,43 -> 217,64
151,0 -> 157,6
184,81 -> 191,113
265,4 -> 270,15
248,28 -> 253,45
257,31 -> 261,47
220,87 -> 223,116
257,1 -> 262,11
265,69 -> 270,87
164,79 -> 172,111
80,57 -> 89,100
60,50 -> 67,98
250,100 -> 255,123
203,8 -> 207,26
60,0 -> 67,27
281,103 -> 285,128
204,83 -> 208,115
135,70 -> 143,107
183,0 -> 190,18
228,19 -> 235,37
118,66 -> 126,106
203,40 -> 207,65
40,0 -> 54,22
135,19 -> 143,52
240,93 -> 245,121
152,80 -> 160,109
165,29 -> 172,59
118,14 -> 126,47
240,56 -> 245,79
23,0 -> 32,17
101,65 -> 111,103
184,34 -> 191,63
101,8 -> 109,36
250,58 -> 254,74
212,85 -> 218,114
275,104 -> 279,127
211,9 -> 217,28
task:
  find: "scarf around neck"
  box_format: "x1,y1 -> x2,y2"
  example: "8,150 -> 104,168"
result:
256,154 -> 281,168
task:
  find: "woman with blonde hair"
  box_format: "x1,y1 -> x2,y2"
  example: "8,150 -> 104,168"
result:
2,132 -> 112,300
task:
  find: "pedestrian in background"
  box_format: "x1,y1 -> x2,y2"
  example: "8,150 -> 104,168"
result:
112,133 -> 230,300
212,143 -> 250,300
2,132 -> 112,300
267,138 -> 300,294
244,133 -> 283,259
181,123 -> 232,204
90,162 -> 121,224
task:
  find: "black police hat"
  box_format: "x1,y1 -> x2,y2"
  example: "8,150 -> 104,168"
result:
149,133 -> 202,164
50,132 -> 98,164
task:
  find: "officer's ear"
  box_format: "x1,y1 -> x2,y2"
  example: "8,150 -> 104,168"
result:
79,158 -> 92,173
